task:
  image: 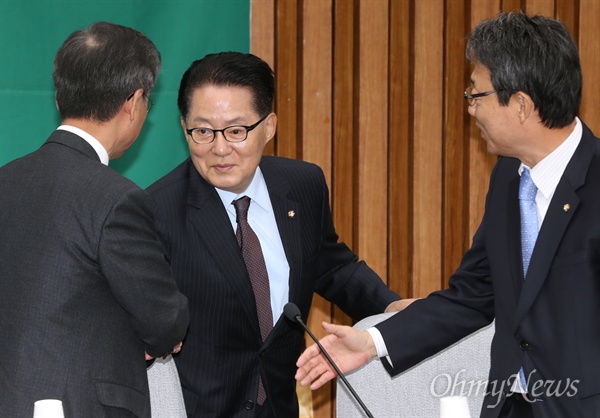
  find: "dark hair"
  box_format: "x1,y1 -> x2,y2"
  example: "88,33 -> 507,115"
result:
178,52 -> 274,121
466,11 -> 581,129
53,22 -> 161,122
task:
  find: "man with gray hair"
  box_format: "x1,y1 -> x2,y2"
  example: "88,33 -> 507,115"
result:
0,22 -> 189,417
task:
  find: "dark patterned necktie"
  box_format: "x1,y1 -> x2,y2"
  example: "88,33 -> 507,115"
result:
233,196 -> 272,405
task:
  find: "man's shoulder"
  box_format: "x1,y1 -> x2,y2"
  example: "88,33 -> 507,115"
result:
260,155 -> 324,177
146,159 -> 191,197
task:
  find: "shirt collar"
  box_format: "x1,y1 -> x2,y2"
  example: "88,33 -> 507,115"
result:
57,125 -> 109,165
518,117 -> 582,198
215,166 -> 270,214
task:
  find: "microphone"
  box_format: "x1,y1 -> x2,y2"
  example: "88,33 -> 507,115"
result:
284,303 -> 374,418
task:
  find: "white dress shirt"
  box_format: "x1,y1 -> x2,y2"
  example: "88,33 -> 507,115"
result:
215,167 -> 290,325
57,125 -> 109,166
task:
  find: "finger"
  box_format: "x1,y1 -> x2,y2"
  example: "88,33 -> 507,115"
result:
296,343 -> 321,367
299,357 -> 336,387
299,360 -> 337,389
296,354 -> 321,380
322,322 -> 348,338
310,369 -> 337,390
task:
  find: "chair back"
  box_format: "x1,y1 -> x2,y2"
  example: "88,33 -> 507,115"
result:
337,312 -> 494,418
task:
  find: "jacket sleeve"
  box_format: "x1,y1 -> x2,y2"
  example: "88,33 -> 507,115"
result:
98,186 -> 189,358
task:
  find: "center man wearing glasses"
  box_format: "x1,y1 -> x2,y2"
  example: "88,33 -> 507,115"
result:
146,52 -> 409,417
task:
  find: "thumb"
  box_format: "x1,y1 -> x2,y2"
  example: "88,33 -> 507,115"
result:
322,321 -> 346,336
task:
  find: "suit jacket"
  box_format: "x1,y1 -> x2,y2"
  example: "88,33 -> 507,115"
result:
0,131 -> 189,418
147,156 -> 399,417
377,122 -> 600,417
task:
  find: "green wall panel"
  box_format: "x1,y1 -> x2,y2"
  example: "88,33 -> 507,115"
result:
0,0 -> 250,187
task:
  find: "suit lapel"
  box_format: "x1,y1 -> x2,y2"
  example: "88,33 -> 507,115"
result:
261,162 -> 302,305
259,161 -> 303,346
514,127 -> 594,326
185,167 -> 261,336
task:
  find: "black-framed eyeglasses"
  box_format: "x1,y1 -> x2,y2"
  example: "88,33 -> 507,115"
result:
126,91 -> 154,113
464,86 -> 501,106
185,114 -> 268,144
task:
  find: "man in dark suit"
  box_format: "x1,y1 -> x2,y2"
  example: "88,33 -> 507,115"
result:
146,52 -> 407,417
296,12 -> 600,418
0,22 -> 189,417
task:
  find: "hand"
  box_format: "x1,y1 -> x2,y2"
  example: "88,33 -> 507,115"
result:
169,341 -> 183,356
145,341 -> 183,361
295,322 -> 377,390
162,341 -> 184,359
385,298 -> 419,312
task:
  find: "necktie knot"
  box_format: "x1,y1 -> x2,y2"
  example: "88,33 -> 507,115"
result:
233,196 -> 251,223
519,168 -> 537,201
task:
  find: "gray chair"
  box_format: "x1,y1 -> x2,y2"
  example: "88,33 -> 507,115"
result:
337,312 -> 494,418
147,356 -> 187,418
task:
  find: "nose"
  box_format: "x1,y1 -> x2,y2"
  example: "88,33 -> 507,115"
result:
467,103 -> 476,117
211,131 -> 232,156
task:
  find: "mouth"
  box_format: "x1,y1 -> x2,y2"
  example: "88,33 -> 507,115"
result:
212,164 -> 234,172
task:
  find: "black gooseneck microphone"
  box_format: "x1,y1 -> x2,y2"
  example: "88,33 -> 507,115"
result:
284,302 -> 374,418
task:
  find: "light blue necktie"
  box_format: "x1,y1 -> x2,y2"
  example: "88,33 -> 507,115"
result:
519,167 -> 539,277
518,167 -> 539,390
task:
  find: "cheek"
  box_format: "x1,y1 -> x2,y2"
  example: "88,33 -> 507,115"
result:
188,146 -> 210,167
236,142 -> 264,164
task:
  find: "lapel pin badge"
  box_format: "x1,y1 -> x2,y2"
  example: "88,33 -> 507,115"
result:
288,210 -> 295,219
563,203 -> 571,213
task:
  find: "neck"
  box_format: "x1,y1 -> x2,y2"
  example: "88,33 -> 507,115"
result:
520,119 -> 577,168
61,118 -> 120,158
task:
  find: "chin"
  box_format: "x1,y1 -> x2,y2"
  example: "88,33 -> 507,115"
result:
210,179 -> 241,193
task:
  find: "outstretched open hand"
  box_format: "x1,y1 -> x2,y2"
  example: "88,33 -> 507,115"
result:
295,322 -> 377,390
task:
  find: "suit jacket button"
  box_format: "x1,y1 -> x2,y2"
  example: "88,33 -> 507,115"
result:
245,400 -> 255,410
520,341 -> 530,351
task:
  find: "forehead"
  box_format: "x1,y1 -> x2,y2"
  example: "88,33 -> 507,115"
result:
470,63 -> 492,87
189,84 -> 255,109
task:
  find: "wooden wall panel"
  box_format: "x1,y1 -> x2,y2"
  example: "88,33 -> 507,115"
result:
301,0 -> 333,178
526,0 -> 555,15
299,2 -> 335,417
556,0 -> 578,40
388,0 -> 412,297
330,0 -> 356,330
578,1 -> 600,133
412,0 -> 444,297
467,0 -> 502,239
274,0 -> 299,159
250,0 -> 600,416
355,0 -> 389,281
443,0 -> 469,285
250,0 -> 276,156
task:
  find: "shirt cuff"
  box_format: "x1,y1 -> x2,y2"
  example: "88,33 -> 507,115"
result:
366,326 -> 388,358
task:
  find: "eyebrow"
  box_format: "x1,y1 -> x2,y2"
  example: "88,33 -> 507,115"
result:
189,116 -> 249,126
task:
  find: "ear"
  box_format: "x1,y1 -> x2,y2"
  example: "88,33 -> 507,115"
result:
124,88 -> 145,121
180,117 -> 191,143
514,91 -> 535,123
264,113 -> 277,144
